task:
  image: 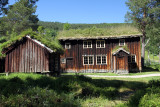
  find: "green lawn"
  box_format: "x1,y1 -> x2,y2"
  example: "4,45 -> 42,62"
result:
0,73 -> 160,106
145,51 -> 159,62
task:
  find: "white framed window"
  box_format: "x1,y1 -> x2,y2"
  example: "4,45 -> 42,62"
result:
119,39 -> 125,46
83,40 -> 92,48
61,58 -> 66,64
96,40 -> 105,48
65,43 -> 71,49
83,55 -> 94,65
128,55 -> 136,63
96,55 -> 107,65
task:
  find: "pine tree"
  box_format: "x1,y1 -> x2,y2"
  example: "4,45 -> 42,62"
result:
125,0 -> 160,67
0,0 -> 39,35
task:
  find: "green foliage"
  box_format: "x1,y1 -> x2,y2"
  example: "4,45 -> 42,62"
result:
0,73 -> 148,106
0,0 -> 8,15
112,45 -> 129,53
0,29 -> 63,58
0,0 -> 39,35
126,0 -> 160,60
63,23 -> 71,30
58,25 -> 141,39
139,93 -> 160,107
1,87 -> 80,107
38,21 -> 133,31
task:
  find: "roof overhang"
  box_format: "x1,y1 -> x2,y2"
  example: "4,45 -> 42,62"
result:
26,36 -> 54,53
58,34 -> 142,41
112,48 -> 130,55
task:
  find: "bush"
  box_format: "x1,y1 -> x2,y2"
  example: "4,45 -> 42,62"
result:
139,93 -> 160,107
127,90 -> 146,106
0,87 -> 81,107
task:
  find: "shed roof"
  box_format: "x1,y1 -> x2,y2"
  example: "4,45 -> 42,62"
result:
2,36 -> 54,54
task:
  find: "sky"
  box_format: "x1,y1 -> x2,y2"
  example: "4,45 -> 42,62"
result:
9,0 -> 128,24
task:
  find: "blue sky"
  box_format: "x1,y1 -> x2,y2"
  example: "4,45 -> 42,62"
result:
9,0 -> 128,23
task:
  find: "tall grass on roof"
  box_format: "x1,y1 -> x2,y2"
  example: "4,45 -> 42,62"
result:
0,29 -> 63,58
58,25 -> 141,39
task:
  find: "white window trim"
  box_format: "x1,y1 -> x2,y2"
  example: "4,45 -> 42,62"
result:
119,39 -> 125,46
65,43 -> 71,49
128,54 -> 136,63
132,55 -> 136,62
96,55 -> 107,65
83,55 -> 94,65
96,40 -> 105,48
61,58 -> 66,64
83,40 -> 92,48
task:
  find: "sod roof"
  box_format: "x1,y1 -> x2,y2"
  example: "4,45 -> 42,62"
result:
58,26 -> 142,40
0,29 -> 63,58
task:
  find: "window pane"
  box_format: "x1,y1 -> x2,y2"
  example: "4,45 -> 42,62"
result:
128,56 -> 131,63
120,39 -> 125,46
65,44 -> 70,49
102,56 -> 106,64
84,42 -> 87,48
97,56 -> 101,64
101,41 -> 105,47
88,41 -> 92,48
61,58 -> 66,63
132,56 -> 135,62
97,41 -> 100,47
84,57 -> 88,64
89,56 -> 93,64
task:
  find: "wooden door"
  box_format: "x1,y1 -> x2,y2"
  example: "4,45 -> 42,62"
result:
116,57 -> 125,70
66,58 -> 73,69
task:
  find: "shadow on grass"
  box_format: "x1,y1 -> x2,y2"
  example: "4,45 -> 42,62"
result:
0,75 -> 147,100
142,66 -> 159,72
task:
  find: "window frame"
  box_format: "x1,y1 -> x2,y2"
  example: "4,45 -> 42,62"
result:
128,55 -> 136,63
65,42 -> 71,49
83,55 -> 94,65
83,40 -> 92,48
96,55 -> 107,65
61,58 -> 66,64
96,40 -> 105,48
119,39 -> 125,46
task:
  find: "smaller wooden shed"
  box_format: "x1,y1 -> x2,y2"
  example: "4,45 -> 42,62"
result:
2,35 -> 60,73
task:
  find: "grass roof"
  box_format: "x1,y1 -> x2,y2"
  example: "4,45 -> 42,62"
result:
57,25 -> 142,40
0,29 -> 63,58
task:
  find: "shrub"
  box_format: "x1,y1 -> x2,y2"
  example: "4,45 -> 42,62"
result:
139,93 -> 160,107
0,87 -> 81,107
127,90 -> 146,106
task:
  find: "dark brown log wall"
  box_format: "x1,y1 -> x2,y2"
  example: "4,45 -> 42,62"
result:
5,38 -> 51,73
60,37 -> 141,72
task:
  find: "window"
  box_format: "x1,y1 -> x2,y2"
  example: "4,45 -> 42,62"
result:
96,55 -> 107,65
83,55 -> 94,65
83,41 -> 92,48
61,58 -> 66,64
128,55 -> 136,63
96,40 -> 105,48
65,43 -> 71,49
119,39 -> 125,46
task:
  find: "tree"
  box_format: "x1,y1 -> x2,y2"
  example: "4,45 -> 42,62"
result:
0,0 -> 8,15
125,0 -> 160,67
63,23 -> 71,30
0,0 -> 39,35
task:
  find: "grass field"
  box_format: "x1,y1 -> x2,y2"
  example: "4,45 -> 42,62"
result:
0,72 -> 160,106
145,51 -> 159,62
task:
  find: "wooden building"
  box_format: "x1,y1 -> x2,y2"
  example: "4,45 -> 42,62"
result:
2,36 -> 60,73
59,35 -> 142,74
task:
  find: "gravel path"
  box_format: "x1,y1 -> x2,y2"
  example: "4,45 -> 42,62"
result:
86,74 -> 160,78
